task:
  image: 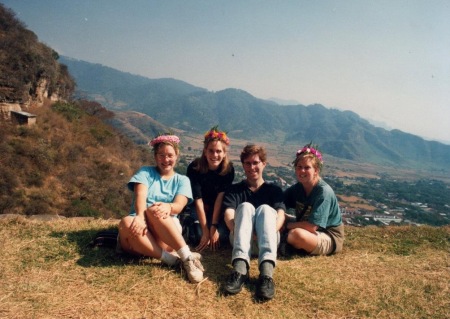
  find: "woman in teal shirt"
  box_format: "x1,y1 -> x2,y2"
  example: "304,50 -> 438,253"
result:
283,143 -> 344,255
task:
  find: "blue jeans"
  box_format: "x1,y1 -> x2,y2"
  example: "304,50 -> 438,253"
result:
230,202 -> 280,267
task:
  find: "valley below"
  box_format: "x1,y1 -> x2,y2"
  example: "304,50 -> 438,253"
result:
178,130 -> 450,227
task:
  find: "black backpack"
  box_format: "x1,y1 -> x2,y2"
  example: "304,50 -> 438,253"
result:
179,209 -> 202,247
89,229 -> 119,248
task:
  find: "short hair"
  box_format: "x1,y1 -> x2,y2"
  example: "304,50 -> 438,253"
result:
240,144 -> 267,163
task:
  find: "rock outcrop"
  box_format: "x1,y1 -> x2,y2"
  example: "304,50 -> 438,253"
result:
0,102 -> 22,121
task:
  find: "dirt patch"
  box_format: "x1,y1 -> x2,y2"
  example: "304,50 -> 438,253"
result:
338,195 -> 377,211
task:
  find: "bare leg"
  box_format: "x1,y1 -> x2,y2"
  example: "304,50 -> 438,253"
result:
224,210 -> 235,232
146,211 -> 187,251
118,216 -> 163,258
287,228 -> 318,253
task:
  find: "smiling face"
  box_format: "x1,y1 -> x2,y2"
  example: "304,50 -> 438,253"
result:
242,154 -> 266,183
295,156 -> 319,186
204,140 -> 226,170
154,144 -> 178,176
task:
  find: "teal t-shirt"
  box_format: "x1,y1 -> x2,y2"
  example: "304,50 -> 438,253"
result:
283,179 -> 342,228
127,166 -> 193,216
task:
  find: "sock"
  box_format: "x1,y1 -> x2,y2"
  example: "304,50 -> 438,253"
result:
160,250 -> 179,266
259,260 -> 274,277
233,258 -> 248,275
176,245 -> 191,262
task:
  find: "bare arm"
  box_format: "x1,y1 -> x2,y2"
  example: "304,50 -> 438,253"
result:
211,192 -> 225,226
194,198 -> 210,252
130,183 -> 149,236
147,194 -> 188,219
209,192 -> 225,250
194,198 -> 208,229
276,209 -> 286,232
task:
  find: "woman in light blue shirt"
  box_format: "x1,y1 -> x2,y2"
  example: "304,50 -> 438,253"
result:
118,134 -> 204,283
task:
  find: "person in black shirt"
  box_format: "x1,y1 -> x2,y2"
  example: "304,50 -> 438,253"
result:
222,144 -> 285,301
186,126 -> 234,251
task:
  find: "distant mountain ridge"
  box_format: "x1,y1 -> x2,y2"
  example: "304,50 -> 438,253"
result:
60,56 -> 450,171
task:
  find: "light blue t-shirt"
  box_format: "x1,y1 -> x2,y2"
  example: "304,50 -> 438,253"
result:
127,166 -> 193,216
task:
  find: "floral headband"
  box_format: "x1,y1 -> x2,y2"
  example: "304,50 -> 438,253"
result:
149,134 -> 180,147
296,143 -> 324,164
204,126 -> 230,145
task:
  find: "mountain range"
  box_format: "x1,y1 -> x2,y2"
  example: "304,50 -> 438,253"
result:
59,56 -> 450,171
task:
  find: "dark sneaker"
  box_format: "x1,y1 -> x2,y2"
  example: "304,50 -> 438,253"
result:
224,271 -> 248,295
255,275 -> 275,300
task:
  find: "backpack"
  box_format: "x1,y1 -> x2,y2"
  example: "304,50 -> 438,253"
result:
89,229 -> 119,248
179,208 -> 202,247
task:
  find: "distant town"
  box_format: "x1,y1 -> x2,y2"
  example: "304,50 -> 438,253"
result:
180,149 -> 450,227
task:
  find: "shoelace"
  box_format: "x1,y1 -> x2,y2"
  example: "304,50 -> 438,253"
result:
260,276 -> 273,287
192,258 -> 205,272
228,271 -> 245,284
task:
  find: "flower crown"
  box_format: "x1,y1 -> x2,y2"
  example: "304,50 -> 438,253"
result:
296,143 -> 324,164
204,125 -> 230,145
149,134 -> 180,147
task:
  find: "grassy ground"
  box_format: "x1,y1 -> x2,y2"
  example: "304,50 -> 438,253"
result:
0,216 -> 448,319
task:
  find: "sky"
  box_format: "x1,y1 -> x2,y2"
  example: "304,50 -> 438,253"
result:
3,0 -> 450,144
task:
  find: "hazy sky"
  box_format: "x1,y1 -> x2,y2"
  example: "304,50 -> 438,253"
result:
3,0 -> 450,143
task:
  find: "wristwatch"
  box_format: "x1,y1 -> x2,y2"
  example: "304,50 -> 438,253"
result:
211,223 -> 219,228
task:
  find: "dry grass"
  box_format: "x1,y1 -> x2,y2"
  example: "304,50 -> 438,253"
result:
0,216 -> 448,319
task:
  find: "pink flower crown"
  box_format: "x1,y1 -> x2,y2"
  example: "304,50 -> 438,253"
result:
204,126 -> 230,145
296,144 -> 324,164
149,134 -> 180,147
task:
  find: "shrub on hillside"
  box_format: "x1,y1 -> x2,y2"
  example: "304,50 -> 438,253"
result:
1,100 -> 152,218
52,102 -> 85,121
23,189 -> 56,216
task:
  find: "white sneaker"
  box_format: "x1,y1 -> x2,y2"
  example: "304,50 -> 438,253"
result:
190,252 -> 203,261
170,251 -> 203,261
183,255 -> 204,283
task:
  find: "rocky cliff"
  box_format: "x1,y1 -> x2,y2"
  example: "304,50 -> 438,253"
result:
0,4 -> 75,119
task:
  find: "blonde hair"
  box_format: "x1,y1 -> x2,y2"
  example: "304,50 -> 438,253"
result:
294,153 -> 322,173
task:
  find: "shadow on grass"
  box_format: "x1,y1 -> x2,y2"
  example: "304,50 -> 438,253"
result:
50,227 -> 236,283
50,227 -> 313,302
51,227 -> 147,268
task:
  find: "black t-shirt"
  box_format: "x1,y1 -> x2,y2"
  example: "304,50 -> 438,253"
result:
222,180 -> 286,212
187,160 -> 235,210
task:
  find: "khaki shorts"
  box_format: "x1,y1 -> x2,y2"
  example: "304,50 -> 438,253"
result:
310,231 -> 334,256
